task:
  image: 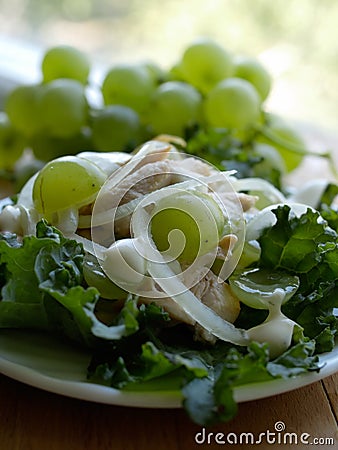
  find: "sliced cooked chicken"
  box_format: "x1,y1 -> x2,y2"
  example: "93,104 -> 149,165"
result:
193,276 -> 240,343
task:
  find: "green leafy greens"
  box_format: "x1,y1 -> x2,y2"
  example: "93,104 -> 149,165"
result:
0,212 -> 336,426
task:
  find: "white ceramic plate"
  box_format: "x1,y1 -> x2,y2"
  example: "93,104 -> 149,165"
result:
0,329 -> 337,408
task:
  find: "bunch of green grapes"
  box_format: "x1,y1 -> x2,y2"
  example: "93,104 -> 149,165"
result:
2,47 -> 91,171
0,39 -> 310,187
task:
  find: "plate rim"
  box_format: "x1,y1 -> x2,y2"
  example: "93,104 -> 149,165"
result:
0,331 -> 337,409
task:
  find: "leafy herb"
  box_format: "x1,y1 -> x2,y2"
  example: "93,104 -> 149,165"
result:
256,205 -> 338,351
316,183 -> 338,232
184,126 -> 281,186
0,218 -> 334,426
318,183 -> 338,208
88,331 -> 320,425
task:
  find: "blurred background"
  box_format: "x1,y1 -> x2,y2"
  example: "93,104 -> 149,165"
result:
0,0 -> 337,132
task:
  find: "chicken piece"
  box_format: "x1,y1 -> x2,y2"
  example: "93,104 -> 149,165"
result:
170,156 -> 216,180
96,143 -> 173,211
119,160 -> 173,205
133,140 -> 173,167
111,159 -> 174,237
218,234 -> 238,257
153,134 -> 187,148
213,191 -> 257,218
192,274 -> 240,343
115,155 -> 215,207
238,192 -> 258,212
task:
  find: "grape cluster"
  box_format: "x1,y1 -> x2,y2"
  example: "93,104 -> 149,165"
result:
0,39 -> 308,188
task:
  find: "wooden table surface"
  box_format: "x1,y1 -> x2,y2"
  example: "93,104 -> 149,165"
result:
0,372 -> 336,450
0,126 -> 337,450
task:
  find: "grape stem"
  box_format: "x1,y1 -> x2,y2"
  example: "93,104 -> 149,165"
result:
327,155 -> 338,180
255,124 -> 338,180
255,124 -> 327,156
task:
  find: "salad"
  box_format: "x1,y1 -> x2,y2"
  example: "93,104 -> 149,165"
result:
0,136 -> 337,426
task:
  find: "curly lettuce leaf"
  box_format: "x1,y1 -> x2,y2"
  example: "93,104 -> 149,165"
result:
319,183 -> 338,209
0,220 -> 142,346
257,205 -> 338,351
88,325 -> 320,426
259,206 -> 337,274
318,183 -> 338,233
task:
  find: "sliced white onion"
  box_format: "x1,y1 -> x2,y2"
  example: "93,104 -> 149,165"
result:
232,177 -> 286,206
147,260 -> 249,345
77,151 -> 131,176
78,214 -> 92,229
101,238 -> 147,289
0,205 -> 22,234
17,172 -> 39,209
288,179 -> 331,208
246,202 -> 315,242
104,140 -> 172,193
55,208 -> 79,235
87,197 -> 142,228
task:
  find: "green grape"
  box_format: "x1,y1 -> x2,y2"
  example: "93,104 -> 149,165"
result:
236,240 -> 261,270
257,115 -> 306,171
33,155 -> 106,214
5,84 -> 43,137
0,113 -> 26,169
91,105 -> 141,152
101,64 -> 155,114
142,61 -> 167,85
204,77 -> 261,130
146,81 -> 202,137
39,79 -> 88,138
150,191 -> 224,263
30,128 -> 92,161
179,38 -> 233,94
41,45 -> 90,85
83,253 -> 127,300
234,56 -> 272,101
167,62 -> 185,82
229,268 -> 300,310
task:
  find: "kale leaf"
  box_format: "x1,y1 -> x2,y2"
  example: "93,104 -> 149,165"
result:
257,205 -> 338,351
